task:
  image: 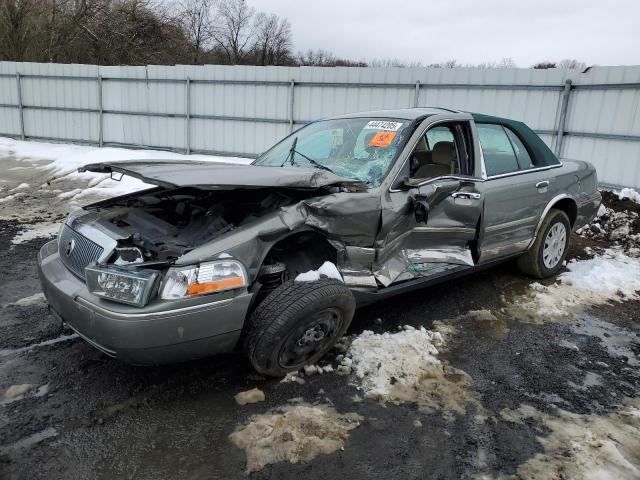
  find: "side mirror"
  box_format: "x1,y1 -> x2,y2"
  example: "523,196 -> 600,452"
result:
413,194 -> 429,224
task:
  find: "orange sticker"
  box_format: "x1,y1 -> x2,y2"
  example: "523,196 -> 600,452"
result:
368,131 -> 396,147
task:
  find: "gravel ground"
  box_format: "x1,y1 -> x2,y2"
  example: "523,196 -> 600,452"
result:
1,156 -> 640,479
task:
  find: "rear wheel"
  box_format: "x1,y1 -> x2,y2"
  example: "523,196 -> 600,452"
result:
517,208 -> 571,279
244,279 -> 355,376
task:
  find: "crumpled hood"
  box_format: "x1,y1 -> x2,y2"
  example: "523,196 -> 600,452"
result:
79,160 -> 366,190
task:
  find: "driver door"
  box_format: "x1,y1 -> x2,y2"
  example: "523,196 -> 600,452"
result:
375,120 -> 483,286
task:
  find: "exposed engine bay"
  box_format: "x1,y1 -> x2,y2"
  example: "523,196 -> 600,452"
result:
84,187 -> 320,263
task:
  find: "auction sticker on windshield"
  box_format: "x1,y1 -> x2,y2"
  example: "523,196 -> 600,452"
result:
364,120 -> 404,131
368,131 -> 396,147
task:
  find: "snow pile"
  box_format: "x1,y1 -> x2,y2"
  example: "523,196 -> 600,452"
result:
0,136 -> 249,177
295,261 -> 343,282
577,203 -> 639,252
494,401 -> 640,480
10,222 -> 59,245
0,193 -> 25,204
228,404 -> 362,473
516,249 -> 640,319
4,384 -> 33,399
4,292 -> 46,308
234,388 -> 265,406
343,326 -> 477,417
0,136 -> 251,203
347,326 -> 443,397
617,187 -> 640,204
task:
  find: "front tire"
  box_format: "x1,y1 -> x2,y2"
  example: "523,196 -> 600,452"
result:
517,208 -> 571,279
245,279 -> 355,377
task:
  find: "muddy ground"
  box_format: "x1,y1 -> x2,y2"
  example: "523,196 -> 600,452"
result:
1,158 -> 640,479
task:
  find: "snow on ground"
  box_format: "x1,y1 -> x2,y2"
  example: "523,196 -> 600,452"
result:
341,325 -> 480,418
617,187 -> 640,204
0,193 -> 25,204
489,400 -> 640,480
10,222 -> 59,245
3,292 -> 46,308
515,249 -> 640,320
0,136 -> 252,203
228,404 -> 362,473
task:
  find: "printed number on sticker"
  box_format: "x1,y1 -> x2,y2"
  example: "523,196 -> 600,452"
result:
364,121 -> 403,131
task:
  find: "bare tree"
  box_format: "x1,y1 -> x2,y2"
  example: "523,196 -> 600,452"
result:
178,0 -> 215,63
211,0 -> 257,64
531,59 -> 587,70
369,58 -> 424,68
474,57 -> 517,68
558,58 -> 587,70
297,49 -> 366,67
532,61 -> 557,69
0,0 -> 46,60
253,12 -> 291,65
428,59 -> 459,68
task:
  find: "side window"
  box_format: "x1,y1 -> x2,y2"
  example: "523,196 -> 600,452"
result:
505,128 -> 534,169
426,127 -> 455,148
477,124 -> 520,176
410,125 -> 459,180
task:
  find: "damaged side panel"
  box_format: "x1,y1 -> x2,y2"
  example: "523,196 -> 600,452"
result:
177,191 -> 382,283
375,179 -> 482,286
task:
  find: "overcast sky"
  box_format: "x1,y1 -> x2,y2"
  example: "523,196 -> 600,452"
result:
256,0 -> 640,66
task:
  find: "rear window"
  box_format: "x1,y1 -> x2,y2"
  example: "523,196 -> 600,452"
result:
477,123 -> 538,176
477,124 -> 520,176
505,128 -> 534,170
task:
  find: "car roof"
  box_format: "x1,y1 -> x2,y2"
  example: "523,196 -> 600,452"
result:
330,107 -> 461,120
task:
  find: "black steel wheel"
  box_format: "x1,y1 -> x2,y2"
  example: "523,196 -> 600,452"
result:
244,279 -> 355,376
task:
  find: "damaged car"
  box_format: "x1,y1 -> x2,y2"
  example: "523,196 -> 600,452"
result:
37,108 -> 601,375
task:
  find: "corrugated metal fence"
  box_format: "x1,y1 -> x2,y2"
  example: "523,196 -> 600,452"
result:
0,62 -> 639,188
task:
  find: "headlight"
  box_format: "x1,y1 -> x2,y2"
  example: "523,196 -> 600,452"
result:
160,260 -> 247,300
85,264 -> 160,307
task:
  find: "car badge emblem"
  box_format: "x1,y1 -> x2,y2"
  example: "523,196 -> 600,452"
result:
65,238 -> 76,257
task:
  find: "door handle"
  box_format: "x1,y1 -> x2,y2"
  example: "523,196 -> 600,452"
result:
536,181 -> 550,189
451,192 -> 481,200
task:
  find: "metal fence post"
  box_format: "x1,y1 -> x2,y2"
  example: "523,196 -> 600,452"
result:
98,75 -> 103,147
413,81 -> 421,107
16,73 -> 25,140
289,79 -> 295,132
185,77 -> 191,154
555,79 -> 572,157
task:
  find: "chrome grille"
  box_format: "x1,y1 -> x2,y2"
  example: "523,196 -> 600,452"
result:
59,225 -> 104,279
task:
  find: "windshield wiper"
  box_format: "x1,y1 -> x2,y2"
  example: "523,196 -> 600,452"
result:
280,136 -> 336,174
287,136 -> 298,166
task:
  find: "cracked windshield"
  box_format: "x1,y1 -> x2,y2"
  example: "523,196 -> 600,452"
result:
254,118 -> 411,186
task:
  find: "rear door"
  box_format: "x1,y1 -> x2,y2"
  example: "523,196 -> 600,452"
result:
476,123 -> 558,262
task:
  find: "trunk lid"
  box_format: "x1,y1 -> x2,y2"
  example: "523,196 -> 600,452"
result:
79,160 -> 366,190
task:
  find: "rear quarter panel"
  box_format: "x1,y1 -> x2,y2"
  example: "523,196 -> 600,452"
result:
554,159 -> 601,229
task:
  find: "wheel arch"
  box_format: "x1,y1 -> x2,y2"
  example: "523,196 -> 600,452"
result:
242,231 -> 340,344
529,194 -> 578,249
259,230 -> 338,278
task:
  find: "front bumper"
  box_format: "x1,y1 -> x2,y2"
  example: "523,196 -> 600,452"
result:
37,240 -> 253,365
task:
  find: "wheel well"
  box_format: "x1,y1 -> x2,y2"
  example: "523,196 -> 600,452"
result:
262,231 -> 337,280
552,198 -> 578,226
